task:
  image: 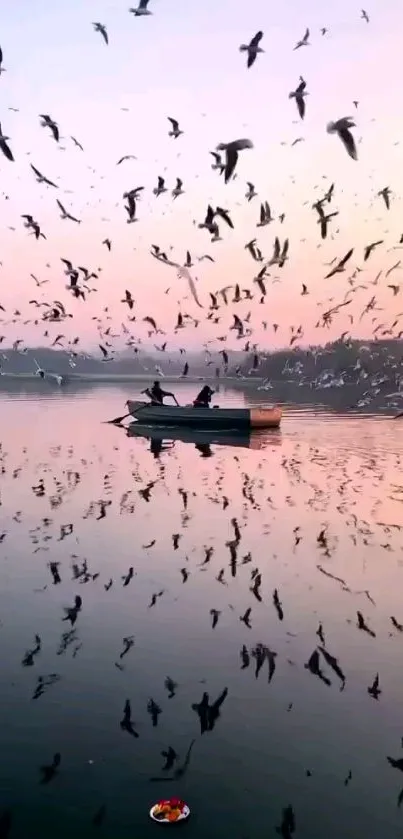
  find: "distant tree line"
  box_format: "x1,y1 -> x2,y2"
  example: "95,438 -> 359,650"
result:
1,339 -> 402,384
237,339 -> 403,385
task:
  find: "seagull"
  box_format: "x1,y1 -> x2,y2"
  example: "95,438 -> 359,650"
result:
364,240 -> 383,261
39,114 -> 59,142
21,215 -> 46,240
66,271 -> 84,299
289,77 -> 308,119
318,210 -> 338,240
199,205 -> 219,237
117,155 -> 137,165
0,45 -> 5,74
56,199 -> 81,223
125,192 -> 138,223
176,265 -> 204,308
214,207 -> 233,229
150,244 -> 168,261
378,186 -> 391,210
102,238 -> 112,251
93,22 -> 108,44
361,9 -> 369,22
239,31 -> 264,68
216,138 -> 253,184
121,290 -> 134,310
245,238 -> 263,262
0,123 -> 14,161
31,273 -> 48,287
199,205 -> 233,236
257,202 -> 272,227
245,182 -> 257,202
153,176 -> 167,197
294,28 -> 310,50
168,117 -> 183,138
386,260 -> 401,278
99,344 -> 112,361
253,266 -> 268,296
123,186 -> 144,200
210,151 -> 224,173
30,164 -> 58,187
129,0 -> 152,16
327,117 -> 357,160
268,237 -> 289,267
314,202 -> 338,239
71,136 -> 84,150
325,248 -> 354,278
61,258 -> 76,277
34,359 -> 63,386
172,178 -> 184,199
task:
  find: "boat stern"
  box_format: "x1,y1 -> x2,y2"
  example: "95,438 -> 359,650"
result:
250,405 -> 282,429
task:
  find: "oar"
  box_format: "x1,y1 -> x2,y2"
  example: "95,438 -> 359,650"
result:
106,400 -> 172,425
106,411 -> 132,425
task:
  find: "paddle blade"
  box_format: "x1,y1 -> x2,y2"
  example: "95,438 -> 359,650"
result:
105,412 -> 131,425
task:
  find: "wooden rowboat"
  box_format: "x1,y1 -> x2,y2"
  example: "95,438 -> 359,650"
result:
125,400 -> 282,429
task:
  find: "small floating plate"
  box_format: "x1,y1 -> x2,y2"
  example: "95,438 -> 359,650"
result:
149,800 -> 190,824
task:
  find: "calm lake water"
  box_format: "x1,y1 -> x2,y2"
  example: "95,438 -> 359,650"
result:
1,382 -> 403,839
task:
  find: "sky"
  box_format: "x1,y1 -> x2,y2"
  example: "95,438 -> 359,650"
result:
1,0 -> 403,361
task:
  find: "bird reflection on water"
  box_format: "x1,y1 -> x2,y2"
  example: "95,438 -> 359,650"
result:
1,389 -> 403,838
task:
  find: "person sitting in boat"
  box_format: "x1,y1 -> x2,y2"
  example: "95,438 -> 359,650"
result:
193,385 -> 215,408
141,381 -> 179,406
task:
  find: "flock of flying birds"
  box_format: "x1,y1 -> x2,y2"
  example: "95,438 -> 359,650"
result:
0,2 -> 402,390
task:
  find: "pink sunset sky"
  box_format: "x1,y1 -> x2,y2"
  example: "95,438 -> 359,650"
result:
0,0 -> 403,357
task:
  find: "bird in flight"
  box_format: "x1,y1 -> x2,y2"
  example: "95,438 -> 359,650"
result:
325,248 -> 354,278
294,28 -> 310,49
30,164 -> 58,188
327,116 -> 357,160
168,117 -> 183,139
289,77 -> 308,119
129,0 -> 153,17
0,123 -> 14,161
239,31 -> 264,68
93,22 -> 108,44
56,199 -> 81,223
216,138 -> 254,183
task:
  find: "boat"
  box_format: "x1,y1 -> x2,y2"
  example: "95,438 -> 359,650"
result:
125,400 -> 282,430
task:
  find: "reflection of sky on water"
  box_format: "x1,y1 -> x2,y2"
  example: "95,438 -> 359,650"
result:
1,384 -> 403,838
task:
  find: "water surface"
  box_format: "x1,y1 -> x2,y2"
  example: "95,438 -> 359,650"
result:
1,383 -> 403,838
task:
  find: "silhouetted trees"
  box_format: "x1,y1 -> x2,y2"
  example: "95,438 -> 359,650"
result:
1,339 -> 402,383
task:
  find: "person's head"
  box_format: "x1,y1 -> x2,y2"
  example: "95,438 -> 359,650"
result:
153,380 -> 160,388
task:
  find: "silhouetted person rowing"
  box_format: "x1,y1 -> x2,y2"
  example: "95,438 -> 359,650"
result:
141,381 -> 179,406
193,385 -> 214,407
